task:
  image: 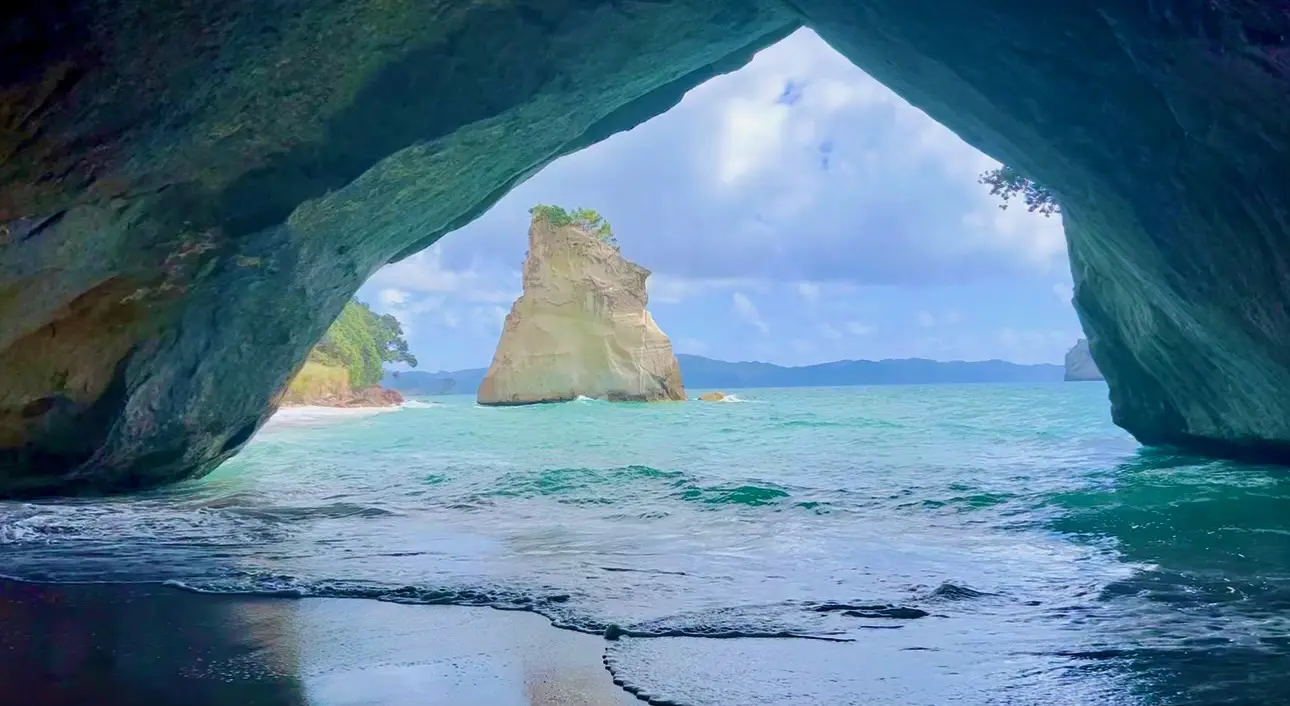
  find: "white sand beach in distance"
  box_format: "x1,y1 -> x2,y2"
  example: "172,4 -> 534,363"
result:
265,404 -> 404,428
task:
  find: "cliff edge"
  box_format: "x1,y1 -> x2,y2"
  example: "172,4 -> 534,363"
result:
1064,339 -> 1104,382
477,210 -> 685,405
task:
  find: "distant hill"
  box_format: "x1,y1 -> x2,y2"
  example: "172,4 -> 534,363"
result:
383,354 -> 1063,396
383,368 -> 488,396
674,354 -> 1062,388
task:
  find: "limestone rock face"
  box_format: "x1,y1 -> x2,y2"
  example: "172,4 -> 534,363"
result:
4,1 -> 1290,493
804,2 -> 1290,463
1064,340 -> 1104,382
477,219 -> 685,405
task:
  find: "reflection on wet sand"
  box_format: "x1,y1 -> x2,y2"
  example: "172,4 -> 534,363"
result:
0,581 -> 631,706
0,581 -> 304,706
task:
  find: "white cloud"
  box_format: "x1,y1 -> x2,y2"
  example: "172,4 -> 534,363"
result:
717,94 -> 791,186
366,291 -> 447,341
845,321 -> 875,336
732,292 -> 770,333
1052,281 -> 1073,304
916,309 -> 961,327
997,328 -> 1077,364
380,288 -> 409,306
797,281 -> 821,302
818,323 -> 842,339
647,274 -> 763,304
670,29 -> 1068,282
463,305 -> 509,336
675,337 -> 708,354
368,247 -> 519,304
958,201 -> 1067,274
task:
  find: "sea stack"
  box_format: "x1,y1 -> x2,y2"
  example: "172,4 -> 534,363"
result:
1064,339 -> 1104,382
477,208 -> 686,405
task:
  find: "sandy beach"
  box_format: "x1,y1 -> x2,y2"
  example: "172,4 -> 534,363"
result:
0,580 -> 636,706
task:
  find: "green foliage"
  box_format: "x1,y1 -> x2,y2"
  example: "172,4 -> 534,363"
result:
283,361 -> 350,404
978,166 -> 1061,217
529,204 -> 574,227
310,299 -> 417,389
529,204 -> 618,248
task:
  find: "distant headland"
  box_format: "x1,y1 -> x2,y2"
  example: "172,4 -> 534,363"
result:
1063,339 -> 1104,381
386,353 -> 1070,397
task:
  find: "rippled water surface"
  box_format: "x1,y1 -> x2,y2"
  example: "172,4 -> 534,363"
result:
5,384 -> 1290,704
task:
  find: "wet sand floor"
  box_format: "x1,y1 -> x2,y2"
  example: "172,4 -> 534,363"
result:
0,580 -> 635,706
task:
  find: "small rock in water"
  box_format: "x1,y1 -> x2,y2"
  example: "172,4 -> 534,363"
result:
604,623 -> 626,641
699,391 -> 729,402
842,606 -> 929,620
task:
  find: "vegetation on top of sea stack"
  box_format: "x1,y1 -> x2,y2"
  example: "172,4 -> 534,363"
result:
530,204 -> 618,248
978,165 -> 1061,217
309,299 -> 416,389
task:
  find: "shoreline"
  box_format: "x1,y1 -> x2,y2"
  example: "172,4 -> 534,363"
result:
266,403 -> 405,426
276,402 -> 404,412
0,578 -> 636,706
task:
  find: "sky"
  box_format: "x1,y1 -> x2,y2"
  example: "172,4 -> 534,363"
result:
357,29 -> 1080,373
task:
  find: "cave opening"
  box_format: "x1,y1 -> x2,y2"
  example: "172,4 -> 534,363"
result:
355,28 -> 1076,392
5,3 -> 1290,704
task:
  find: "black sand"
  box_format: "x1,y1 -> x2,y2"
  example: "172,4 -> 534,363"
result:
0,580 -> 635,706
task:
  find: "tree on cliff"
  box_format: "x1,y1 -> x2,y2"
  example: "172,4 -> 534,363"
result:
311,299 -> 417,389
373,311 -> 417,367
530,204 -> 618,248
978,165 -> 1060,217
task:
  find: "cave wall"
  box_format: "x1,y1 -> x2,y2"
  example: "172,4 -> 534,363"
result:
2,0 -> 1289,495
796,2 -> 1290,458
0,0 -> 798,495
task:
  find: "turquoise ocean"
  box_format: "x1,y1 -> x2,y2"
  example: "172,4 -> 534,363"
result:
3,384 -> 1289,705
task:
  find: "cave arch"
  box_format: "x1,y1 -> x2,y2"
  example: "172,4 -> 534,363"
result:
2,0 -> 1288,495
